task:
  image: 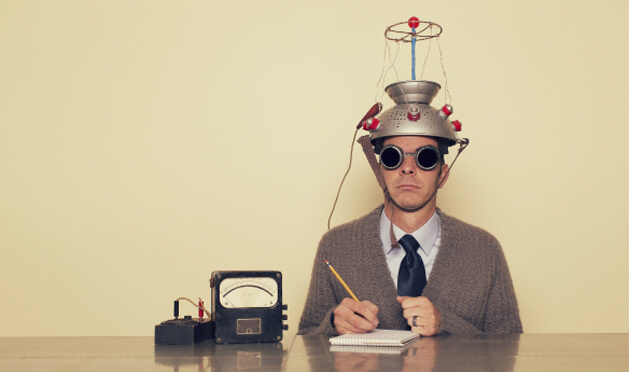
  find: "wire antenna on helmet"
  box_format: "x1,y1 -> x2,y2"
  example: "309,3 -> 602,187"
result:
385,17 -> 443,81
384,18 -> 443,43
327,17 -> 468,230
377,17 -> 451,109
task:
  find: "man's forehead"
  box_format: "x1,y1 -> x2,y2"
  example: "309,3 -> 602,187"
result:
383,136 -> 438,147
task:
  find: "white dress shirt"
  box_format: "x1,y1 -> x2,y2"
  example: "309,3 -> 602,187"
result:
379,209 -> 441,288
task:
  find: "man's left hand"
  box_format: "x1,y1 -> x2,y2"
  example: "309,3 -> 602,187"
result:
396,296 -> 441,336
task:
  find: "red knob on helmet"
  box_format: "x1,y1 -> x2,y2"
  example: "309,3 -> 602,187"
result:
363,117 -> 381,131
439,104 -> 453,120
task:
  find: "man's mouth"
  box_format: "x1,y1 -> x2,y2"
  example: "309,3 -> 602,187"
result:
397,183 -> 420,190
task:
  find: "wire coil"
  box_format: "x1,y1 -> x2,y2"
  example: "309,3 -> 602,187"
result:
384,20 -> 442,43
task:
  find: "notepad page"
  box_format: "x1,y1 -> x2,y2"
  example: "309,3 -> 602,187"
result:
329,329 -> 420,346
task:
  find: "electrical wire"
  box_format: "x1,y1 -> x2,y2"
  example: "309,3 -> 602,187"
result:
327,127 -> 359,230
177,297 -> 211,318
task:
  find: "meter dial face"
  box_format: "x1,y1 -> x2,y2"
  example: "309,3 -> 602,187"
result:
219,277 -> 278,308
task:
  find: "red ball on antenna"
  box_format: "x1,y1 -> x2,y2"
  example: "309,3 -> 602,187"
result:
408,16 -> 420,29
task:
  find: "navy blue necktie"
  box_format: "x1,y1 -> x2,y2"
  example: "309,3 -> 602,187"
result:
397,234 -> 427,297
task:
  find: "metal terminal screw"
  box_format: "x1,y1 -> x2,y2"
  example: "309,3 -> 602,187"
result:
407,105 -> 421,121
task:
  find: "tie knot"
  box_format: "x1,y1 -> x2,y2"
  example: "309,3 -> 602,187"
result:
398,234 -> 419,254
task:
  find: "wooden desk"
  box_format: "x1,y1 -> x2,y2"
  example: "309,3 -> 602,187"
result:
285,333 -> 628,371
0,334 -> 626,371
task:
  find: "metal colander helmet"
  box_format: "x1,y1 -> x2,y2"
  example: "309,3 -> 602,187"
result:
364,80 -> 462,155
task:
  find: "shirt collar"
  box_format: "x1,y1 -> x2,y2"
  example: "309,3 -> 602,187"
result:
380,209 -> 441,256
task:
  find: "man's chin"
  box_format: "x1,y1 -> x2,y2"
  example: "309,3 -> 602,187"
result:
391,198 -> 432,213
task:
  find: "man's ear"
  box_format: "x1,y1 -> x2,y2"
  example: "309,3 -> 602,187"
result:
438,164 -> 450,189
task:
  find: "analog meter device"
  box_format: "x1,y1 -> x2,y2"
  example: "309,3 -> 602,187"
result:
210,271 -> 288,344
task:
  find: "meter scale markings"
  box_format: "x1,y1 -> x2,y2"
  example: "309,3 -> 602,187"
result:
220,278 -> 278,308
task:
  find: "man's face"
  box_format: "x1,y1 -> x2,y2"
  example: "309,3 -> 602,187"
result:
380,136 -> 448,213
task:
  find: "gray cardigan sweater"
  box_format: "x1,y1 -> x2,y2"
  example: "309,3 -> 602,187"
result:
297,206 -> 522,335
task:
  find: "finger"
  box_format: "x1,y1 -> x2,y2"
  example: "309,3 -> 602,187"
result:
397,296 -> 413,309
407,297 -> 437,312
405,307 -> 437,321
333,306 -> 358,334
334,309 -> 377,334
403,307 -> 431,320
362,300 -> 378,314
396,296 -> 408,304
407,315 -> 432,335
397,295 -> 429,309
334,300 -> 378,334
361,301 -> 379,321
407,315 -> 416,328
408,313 -> 430,326
334,316 -> 361,335
342,298 -> 379,326
414,296 -> 432,307
406,311 -> 440,336
412,323 -> 438,337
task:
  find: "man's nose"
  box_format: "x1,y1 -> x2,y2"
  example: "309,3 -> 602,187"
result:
400,156 -> 416,175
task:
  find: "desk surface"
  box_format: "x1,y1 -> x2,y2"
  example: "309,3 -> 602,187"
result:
0,333 -> 627,372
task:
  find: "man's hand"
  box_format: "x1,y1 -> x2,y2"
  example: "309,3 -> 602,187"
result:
396,296 -> 441,336
333,298 -> 379,335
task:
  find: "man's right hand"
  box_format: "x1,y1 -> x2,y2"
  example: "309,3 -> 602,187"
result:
333,298 -> 379,334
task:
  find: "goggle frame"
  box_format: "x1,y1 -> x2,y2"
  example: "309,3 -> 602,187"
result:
379,144 -> 441,171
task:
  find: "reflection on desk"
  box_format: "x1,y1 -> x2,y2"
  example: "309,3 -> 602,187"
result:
0,337 -> 289,372
0,334 -> 626,371
286,334 -> 629,372
154,341 -> 286,371
292,334 -> 519,372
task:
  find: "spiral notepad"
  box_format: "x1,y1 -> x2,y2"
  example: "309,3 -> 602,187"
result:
329,329 -> 420,347
329,343 -> 414,354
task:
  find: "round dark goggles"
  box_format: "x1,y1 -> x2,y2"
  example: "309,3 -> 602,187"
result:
379,144 -> 441,171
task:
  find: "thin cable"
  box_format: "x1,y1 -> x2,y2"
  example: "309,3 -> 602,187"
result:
438,139 -> 469,189
177,297 -> 210,318
419,38 -> 432,82
419,26 -> 436,82
436,36 -> 452,105
375,38 -> 402,104
327,127 -> 360,230
386,42 -> 402,86
385,20 -> 442,43
375,38 -> 394,102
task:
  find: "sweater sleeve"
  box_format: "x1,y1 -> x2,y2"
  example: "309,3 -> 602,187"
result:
297,235 -> 341,335
431,212 -> 522,334
439,309 -> 483,334
438,244 -> 522,334
482,242 -> 523,333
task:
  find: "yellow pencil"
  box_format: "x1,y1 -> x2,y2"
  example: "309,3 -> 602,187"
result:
324,260 -> 359,301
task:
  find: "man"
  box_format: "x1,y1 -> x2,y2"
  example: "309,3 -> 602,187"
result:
298,81 -> 522,336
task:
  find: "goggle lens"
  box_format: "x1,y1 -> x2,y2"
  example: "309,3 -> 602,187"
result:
380,145 -> 440,171
380,146 -> 402,169
417,146 -> 438,169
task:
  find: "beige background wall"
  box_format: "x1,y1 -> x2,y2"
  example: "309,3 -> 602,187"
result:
1,0 -> 627,336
